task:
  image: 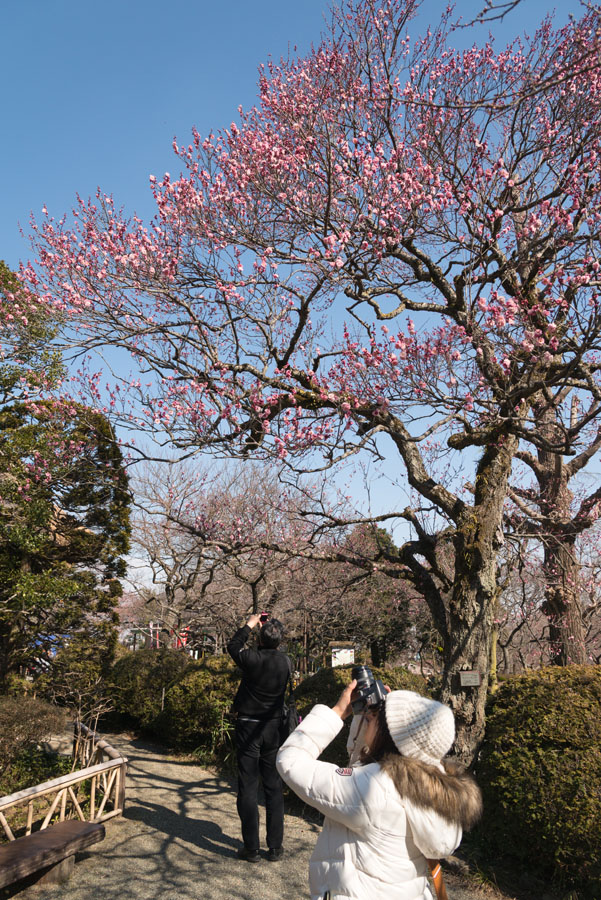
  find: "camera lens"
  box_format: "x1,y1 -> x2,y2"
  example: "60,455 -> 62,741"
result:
352,665 -> 371,685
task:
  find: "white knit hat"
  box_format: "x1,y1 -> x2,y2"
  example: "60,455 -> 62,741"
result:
384,690 -> 455,766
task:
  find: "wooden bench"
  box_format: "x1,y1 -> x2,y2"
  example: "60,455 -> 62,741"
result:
0,820 -> 105,889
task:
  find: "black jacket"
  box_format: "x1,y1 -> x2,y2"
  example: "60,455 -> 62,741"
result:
227,625 -> 289,719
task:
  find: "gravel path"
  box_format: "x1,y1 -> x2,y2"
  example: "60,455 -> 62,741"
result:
8,733 -> 517,900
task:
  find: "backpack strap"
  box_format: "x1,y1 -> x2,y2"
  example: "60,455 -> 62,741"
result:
427,860 -> 448,900
284,655 -> 296,700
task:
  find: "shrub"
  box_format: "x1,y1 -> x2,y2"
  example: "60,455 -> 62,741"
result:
476,665 -> 601,897
38,630 -> 117,733
0,697 -> 66,780
3,675 -> 34,698
294,665 -> 429,764
0,747 -> 71,798
157,655 -> 240,764
108,648 -> 192,730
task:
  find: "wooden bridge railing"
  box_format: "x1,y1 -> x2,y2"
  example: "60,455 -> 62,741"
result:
0,725 -> 128,843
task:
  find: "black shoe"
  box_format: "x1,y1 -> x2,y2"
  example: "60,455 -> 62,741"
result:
267,847 -> 284,862
237,847 -> 260,862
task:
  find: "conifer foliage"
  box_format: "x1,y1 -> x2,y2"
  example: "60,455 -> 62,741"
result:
0,263 -> 130,686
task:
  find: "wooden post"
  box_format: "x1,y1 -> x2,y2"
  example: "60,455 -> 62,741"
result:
72,721 -> 80,769
41,790 -> 63,830
95,769 -> 116,819
37,856 -> 75,885
67,787 -> 85,822
0,811 -> 15,842
117,762 -> 127,812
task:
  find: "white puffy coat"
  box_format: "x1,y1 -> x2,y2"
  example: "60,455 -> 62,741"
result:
276,704 -> 464,900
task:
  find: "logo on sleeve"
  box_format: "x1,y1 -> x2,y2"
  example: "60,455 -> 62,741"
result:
335,767 -> 353,776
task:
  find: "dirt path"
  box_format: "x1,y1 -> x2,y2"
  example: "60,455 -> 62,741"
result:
9,734 -> 516,900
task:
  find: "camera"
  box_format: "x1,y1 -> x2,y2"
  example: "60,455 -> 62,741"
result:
351,665 -> 387,715
259,612 -> 269,623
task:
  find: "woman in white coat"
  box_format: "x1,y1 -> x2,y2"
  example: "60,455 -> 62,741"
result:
276,679 -> 482,900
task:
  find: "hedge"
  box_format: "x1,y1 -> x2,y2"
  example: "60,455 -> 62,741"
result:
476,665 -> 601,897
0,696 -> 66,780
108,651 -> 428,770
156,656 -> 240,763
108,648 -> 192,730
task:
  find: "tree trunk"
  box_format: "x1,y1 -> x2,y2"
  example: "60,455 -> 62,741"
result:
303,610 -> 309,675
371,640 -> 380,668
489,623 -> 499,694
0,630 -> 9,691
439,438 -> 516,765
441,547 -> 497,765
0,623 -> 18,690
536,403 -> 588,665
543,536 -> 587,665
371,639 -> 387,668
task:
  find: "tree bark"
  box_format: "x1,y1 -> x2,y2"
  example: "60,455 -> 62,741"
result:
0,629 -> 9,688
543,536 -> 587,665
371,639 -> 388,668
439,437 -> 516,764
536,404 -> 588,665
0,622 -> 19,688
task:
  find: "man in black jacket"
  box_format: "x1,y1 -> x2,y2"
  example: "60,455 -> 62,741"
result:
227,613 -> 289,863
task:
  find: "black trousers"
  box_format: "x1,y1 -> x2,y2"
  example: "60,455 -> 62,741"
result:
234,717 -> 284,851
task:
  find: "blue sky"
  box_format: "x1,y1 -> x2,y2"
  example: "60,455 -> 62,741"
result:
1,0 -> 581,272
1,0 -> 328,269
0,0 -> 587,535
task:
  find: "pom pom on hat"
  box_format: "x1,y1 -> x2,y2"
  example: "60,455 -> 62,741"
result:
384,690 -> 455,766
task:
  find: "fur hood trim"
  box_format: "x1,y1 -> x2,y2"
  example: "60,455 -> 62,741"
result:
380,754 -> 483,831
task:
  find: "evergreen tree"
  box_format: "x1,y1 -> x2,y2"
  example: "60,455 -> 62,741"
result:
0,263 -> 130,686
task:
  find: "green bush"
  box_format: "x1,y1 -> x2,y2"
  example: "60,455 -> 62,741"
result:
108,648 -> 192,730
156,655 -> 240,764
109,653 -> 428,773
476,665 -> 601,897
0,746 -> 71,798
294,665 -> 429,764
108,650 -> 239,762
3,675 -> 34,698
0,696 -> 66,780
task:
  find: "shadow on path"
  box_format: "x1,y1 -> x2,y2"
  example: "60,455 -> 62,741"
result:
6,733 -> 317,900
2,732 -> 514,900
125,803 -> 239,860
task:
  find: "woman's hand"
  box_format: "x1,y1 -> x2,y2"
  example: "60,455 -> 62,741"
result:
246,613 -> 262,629
332,679 -> 357,720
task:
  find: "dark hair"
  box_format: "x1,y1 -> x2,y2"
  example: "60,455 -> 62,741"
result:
359,704 -> 399,764
260,618 -> 284,649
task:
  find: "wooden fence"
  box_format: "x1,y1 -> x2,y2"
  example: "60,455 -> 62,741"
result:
0,725 -> 127,843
